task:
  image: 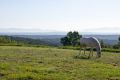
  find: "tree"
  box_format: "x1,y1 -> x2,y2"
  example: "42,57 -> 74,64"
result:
118,36 -> 120,48
119,36 -> 120,41
113,36 -> 120,49
60,37 -> 71,46
60,31 -> 82,46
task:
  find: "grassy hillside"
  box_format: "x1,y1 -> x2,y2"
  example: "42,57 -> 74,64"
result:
0,46 -> 120,80
0,36 -> 59,46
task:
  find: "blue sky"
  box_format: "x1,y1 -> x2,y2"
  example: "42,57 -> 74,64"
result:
0,0 -> 120,34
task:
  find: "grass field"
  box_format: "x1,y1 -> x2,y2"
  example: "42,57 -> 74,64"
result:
0,46 -> 120,80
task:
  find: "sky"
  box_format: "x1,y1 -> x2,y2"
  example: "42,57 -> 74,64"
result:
0,0 -> 120,34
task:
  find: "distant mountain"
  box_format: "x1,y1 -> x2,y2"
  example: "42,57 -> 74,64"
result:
13,35 -> 65,39
12,35 -> 119,46
0,32 -> 119,46
12,35 -> 64,46
0,36 -> 60,46
83,35 -> 119,45
83,35 -> 119,40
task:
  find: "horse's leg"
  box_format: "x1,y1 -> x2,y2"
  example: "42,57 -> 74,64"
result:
88,48 -> 91,58
91,48 -> 93,57
84,47 -> 86,55
96,47 -> 99,58
79,47 -> 82,56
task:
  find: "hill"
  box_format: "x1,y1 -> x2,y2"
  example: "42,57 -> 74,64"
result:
0,46 -> 120,80
0,36 -> 59,46
84,35 -> 119,45
13,35 -> 119,46
13,35 -> 64,46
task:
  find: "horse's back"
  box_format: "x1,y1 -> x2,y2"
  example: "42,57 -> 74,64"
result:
80,37 -> 100,47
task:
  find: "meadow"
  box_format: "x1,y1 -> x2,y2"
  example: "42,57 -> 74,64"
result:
0,46 -> 120,80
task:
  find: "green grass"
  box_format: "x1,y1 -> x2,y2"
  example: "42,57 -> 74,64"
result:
59,46 -> 120,53
0,46 -> 120,80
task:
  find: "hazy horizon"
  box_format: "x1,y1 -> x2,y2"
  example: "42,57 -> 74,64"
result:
0,0 -> 120,34
0,31 -> 119,35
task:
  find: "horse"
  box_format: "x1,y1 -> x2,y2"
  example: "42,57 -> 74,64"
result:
79,37 -> 101,58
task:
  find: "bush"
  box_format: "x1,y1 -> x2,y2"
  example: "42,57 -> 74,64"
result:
102,48 -> 120,53
113,44 -> 119,49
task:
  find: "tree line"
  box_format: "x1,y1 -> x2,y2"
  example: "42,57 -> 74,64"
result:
60,31 -> 82,46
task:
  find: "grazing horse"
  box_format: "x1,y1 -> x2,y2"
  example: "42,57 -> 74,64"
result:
79,37 -> 101,58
